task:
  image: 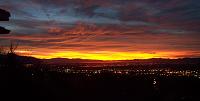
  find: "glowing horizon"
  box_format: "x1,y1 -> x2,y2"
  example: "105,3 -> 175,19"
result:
16,50 -> 192,60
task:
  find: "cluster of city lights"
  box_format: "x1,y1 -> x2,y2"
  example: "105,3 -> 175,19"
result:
59,68 -> 200,79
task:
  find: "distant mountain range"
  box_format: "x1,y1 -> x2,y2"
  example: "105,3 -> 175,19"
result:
42,57 -> 200,65
1,54 -> 200,65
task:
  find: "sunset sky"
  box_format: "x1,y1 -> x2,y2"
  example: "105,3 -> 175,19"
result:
0,0 -> 200,60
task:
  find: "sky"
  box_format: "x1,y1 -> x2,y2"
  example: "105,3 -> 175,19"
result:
0,0 -> 200,60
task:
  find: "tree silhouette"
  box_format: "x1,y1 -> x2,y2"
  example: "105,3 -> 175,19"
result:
0,9 -> 17,69
8,41 -> 18,54
4,41 -> 21,73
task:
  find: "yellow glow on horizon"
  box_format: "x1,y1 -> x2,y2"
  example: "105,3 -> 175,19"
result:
28,51 -> 182,60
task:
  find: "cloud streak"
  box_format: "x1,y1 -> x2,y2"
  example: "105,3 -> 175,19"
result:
0,0 -> 200,59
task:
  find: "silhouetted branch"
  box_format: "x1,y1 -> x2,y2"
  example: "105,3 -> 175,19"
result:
0,9 -> 10,21
0,9 -> 10,34
0,26 -> 10,34
8,41 -> 19,54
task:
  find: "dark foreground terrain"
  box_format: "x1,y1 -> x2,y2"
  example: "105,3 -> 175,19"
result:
0,68 -> 200,101
0,55 -> 200,101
